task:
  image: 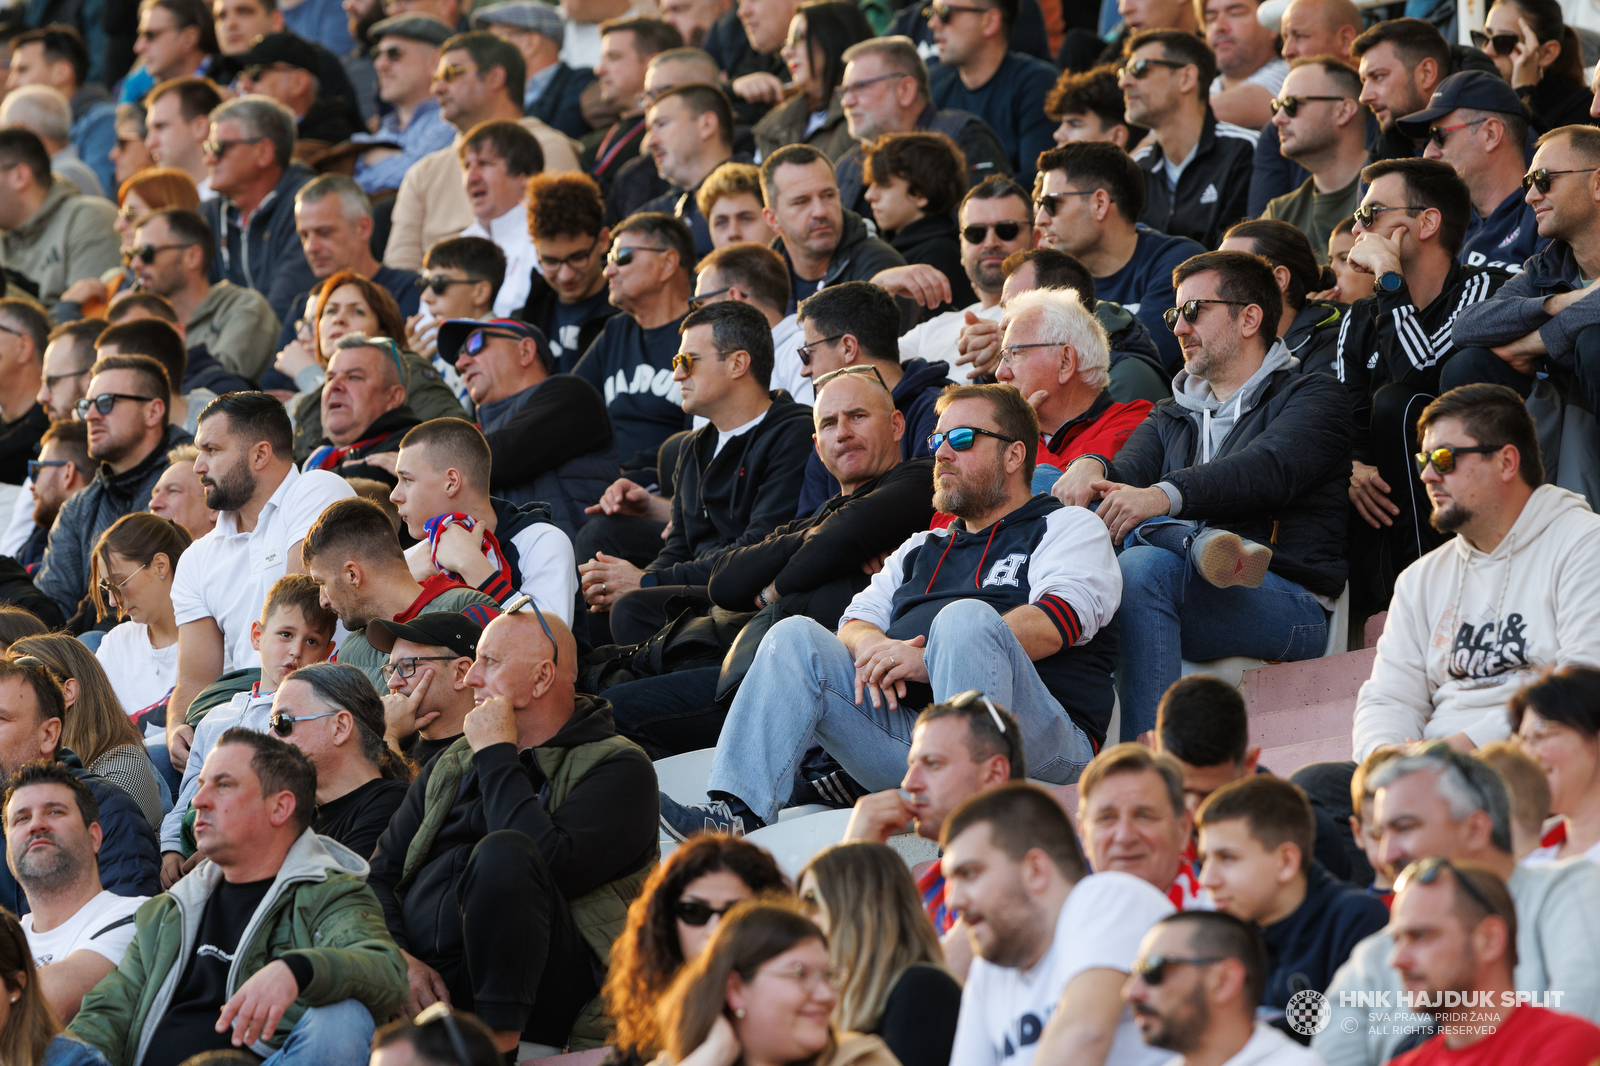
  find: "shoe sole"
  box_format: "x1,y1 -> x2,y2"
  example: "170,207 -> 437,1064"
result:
1194,532 -> 1272,589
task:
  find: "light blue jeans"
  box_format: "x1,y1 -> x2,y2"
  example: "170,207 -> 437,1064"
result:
1116,518 -> 1327,741
259,1000 -> 375,1066
706,600 -> 1098,823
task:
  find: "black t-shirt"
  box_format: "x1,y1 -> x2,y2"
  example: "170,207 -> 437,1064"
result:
400,732 -> 463,771
790,270 -> 824,315
312,777 -> 410,861
551,288 -> 617,373
0,403 -> 49,485
570,312 -> 689,474
145,877 -> 276,1066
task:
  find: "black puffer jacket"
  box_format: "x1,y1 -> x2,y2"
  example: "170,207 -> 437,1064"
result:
1285,300 -> 1345,379
1106,349 -> 1352,598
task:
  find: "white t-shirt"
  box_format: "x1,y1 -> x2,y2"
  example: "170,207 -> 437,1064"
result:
172,467 -> 354,672
96,622 -> 179,739
771,314 -> 811,406
949,870 -> 1175,1066
899,300 -> 1001,368
0,477 -> 35,558
1211,58 -> 1289,97
462,203 -> 537,318
1167,1023 -> 1327,1066
22,890 -> 146,969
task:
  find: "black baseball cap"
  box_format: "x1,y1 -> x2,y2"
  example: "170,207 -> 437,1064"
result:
367,611 -> 483,658
237,32 -> 321,76
1397,71 -> 1529,138
435,317 -> 552,368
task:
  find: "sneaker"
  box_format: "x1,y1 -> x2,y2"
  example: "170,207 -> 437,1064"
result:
1191,529 -> 1272,589
660,792 -> 748,841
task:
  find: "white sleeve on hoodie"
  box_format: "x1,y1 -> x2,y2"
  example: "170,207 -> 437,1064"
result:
837,528 -> 939,634
1351,574 -> 1436,762
1026,507 -> 1122,644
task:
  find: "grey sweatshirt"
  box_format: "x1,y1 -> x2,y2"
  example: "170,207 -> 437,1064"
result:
1452,240 -> 1600,366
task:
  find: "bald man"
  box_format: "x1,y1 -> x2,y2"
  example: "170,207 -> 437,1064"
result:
1248,0 -> 1367,216
367,608 -> 658,1054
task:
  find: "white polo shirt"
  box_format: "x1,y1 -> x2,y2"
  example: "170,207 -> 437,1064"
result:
172,466 -> 354,671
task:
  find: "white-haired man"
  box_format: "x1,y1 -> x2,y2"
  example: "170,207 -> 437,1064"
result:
0,84 -> 103,197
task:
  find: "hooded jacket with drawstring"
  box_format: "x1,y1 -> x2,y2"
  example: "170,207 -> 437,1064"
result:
1352,483 -> 1600,761
772,209 -> 907,315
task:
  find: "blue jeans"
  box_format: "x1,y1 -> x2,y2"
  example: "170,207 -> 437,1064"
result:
706,600 -> 1097,823
1116,519 -> 1327,741
259,1000 -> 374,1065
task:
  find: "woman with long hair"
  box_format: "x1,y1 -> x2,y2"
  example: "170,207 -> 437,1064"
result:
1477,0 -> 1593,132
605,835 -> 790,1065
752,2 -> 874,162
1513,665 -> 1600,865
653,901 -> 900,1066
0,908 -> 108,1065
798,843 -> 959,1066
8,636 -> 163,828
1221,219 -> 1343,378
59,167 -> 200,317
90,514 -> 192,740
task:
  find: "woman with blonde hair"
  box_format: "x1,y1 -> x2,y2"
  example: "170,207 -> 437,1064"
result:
652,901 -> 900,1066
797,843 -> 959,1066
0,908 -> 108,1065
8,636 -> 163,827
59,167 -> 200,317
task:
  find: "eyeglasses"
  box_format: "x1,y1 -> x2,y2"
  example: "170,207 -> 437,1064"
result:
922,3 -> 987,19
796,333 -> 846,366
1117,57 -> 1187,80
433,62 -> 472,83
504,592 -> 560,666
1413,443 -> 1504,476
1352,203 -> 1427,228
673,898 -> 739,926
117,204 -> 143,222
75,393 -> 158,419
459,328 -> 526,361
202,136 -> 266,159
372,45 -> 406,62
43,368 -> 88,391
1034,190 -> 1095,217
26,459 -> 69,481
688,287 -> 733,311
961,221 -> 1025,243
1427,118 -> 1488,148
380,655 -> 459,681
415,275 -> 479,296
606,245 -> 670,268
1162,299 -> 1247,331
268,710 -> 341,736
997,341 -> 1064,368
1470,29 -> 1520,55
783,29 -> 807,48
813,364 -> 889,391
1268,94 -> 1349,118
240,63 -> 297,81
927,426 -> 1020,451
97,562 -> 147,604
836,71 -> 910,99
127,243 -> 194,265
1394,857 -> 1500,917
758,962 -> 839,992
537,237 -> 601,275
0,324 -> 20,340
137,25 -> 173,42
1521,167 -> 1594,194
1130,954 -> 1225,985
414,1004 -> 474,1066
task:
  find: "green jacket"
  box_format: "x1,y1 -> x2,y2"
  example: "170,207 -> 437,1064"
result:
186,280 -> 283,384
68,830 -> 408,1066
0,178 -> 121,321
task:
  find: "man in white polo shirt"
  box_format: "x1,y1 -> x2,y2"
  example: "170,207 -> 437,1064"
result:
166,393 -> 353,773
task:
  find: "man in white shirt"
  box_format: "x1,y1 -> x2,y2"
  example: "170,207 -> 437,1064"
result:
1203,0 -> 1289,130
459,121 -> 544,317
944,781 -> 1174,1066
1125,911 -> 1323,1066
7,761 -> 146,1022
167,393 -> 354,771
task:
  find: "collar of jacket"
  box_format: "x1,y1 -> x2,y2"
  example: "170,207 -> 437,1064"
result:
1045,389 -> 1116,452
94,424 -> 190,496
1140,106 -> 1223,168
9,180 -> 75,242
771,208 -> 878,286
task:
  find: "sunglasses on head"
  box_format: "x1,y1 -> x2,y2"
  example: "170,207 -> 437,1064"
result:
813,364 -> 889,391
927,425 -> 1019,452
1470,29 -> 1521,55
1268,94 -> 1347,118
673,898 -> 739,926
1117,56 -> 1186,80
1130,954 -> 1225,985
1162,298 -> 1247,332
415,274 -> 478,295
269,710 -> 340,736
1033,190 -> 1095,217
1521,167 -> 1593,194
1394,857 -> 1500,917
504,593 -> 560,666
414,1003 -> 474,1066
606,245 -> 669,268
128,242 -> 193,265
1427,118 -> 1487,148
961,221 -> 1025,243
1414,443 -> 1503,476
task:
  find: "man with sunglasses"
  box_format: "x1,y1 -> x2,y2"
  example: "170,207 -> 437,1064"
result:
347,14 -> 458,195
1261,58 -> 1370,261
1317,745 -> 1600,1065
369,611 -> 482,767
0,128 -> 119,324
520,173 -> 619,372
17,422 -> 91,573
1122,31 -> 1258,252
234,32 -> 364,145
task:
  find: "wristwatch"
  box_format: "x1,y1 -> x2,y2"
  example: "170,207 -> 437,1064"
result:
1377,270 -> 1404,293
638,573 -> 659,588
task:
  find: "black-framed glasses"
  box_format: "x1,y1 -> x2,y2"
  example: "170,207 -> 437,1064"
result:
673,898 -> 739,926
202,136 -> 265,159
922,2 -> 987,19
1117,57 -> 1187,80
1162,299 -> 1247,331
672,348 -> 740,373
415,274 -> 479,296
269,710 -> 341,736
1353,203 -> 1427,228
460,328 -> 526,360
43,368 -> 88,390
688,287 -> 732,311
504,592 -> 559,666
1269,94 -> 1349,118
796,333 -> 847,367
998,342 -> 1064,368
1394,857 -> 1500,917
75,393 -> 158,419
137,26 -> 173,42
97,561 -> 147,604
1414,443 -> 1504,476
1130,954 -> 1225,985
813,364 -> 888,391
927,426 -> 1020,451
414,1003 -> 474,1066
1470,29 -> 1520,55
1427,118 -> 1488,148
128,243 -> 194,265
606,245 -> 669,268
1034,190 -> 1095,216
836,71 -> 911,99
380,655 -> 459,681
961,221 -> 1025,243
537,237 -> 602,275
1522,167 -> 1594,194
26,459 -> 68,481
372,44 -> 406,62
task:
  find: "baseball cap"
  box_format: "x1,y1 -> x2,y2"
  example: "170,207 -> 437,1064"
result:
369,13 -> 455,48
1397,71 -> 1529,138
367,611 -> 484,659
471,0 -> 565,45
435,317 -> 553,368
237,32 -> 321,76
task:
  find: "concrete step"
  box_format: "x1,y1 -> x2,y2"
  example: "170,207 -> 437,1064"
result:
1259,734 -> 1355,777
1248,697 -> 1357,751
1240,647 -> 1376,715
1364,611 -> 1389,649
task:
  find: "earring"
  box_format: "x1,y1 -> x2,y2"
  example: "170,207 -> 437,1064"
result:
734,1008 -> 746,1018
8,993 -> 16,1003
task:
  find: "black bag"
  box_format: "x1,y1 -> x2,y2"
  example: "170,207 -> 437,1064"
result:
715,600 -> 787,702
578,598 -> 755,693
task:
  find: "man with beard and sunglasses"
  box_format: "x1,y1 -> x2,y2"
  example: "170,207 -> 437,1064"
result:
1350,385 -> 1600,761
1261,58 -> 1370,261
659,383 -> 1120,839
166,393 -> 353,775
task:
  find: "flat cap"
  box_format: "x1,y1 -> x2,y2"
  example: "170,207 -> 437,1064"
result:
471,1 -> 564,44
369,12 -> 455,48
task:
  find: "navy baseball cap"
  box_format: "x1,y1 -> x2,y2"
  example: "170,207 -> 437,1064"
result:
435,317 -> 552,368
367,611 -> 484,659
1397,71 -> 1529,138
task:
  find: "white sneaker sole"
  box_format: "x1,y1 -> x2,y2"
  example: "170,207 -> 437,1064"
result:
1194,531 -> 1272,589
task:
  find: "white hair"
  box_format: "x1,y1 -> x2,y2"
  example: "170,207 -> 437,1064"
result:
0,85 -> 72,145
1002,287 -> 1110,391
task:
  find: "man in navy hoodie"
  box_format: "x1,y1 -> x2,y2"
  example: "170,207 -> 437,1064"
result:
1196,775 -> 1390,1031
660,382 -> 1121,838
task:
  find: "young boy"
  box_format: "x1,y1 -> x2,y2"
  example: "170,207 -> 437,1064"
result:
861,131 -> 975,317
1197,775 -> 1390,1024
1349,746 -> 1404,902
404,236 -> 505,406
156,574 -> 338,887
696,161 -> 777,251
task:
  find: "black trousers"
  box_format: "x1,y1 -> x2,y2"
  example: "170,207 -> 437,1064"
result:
1441,330 -> 1600,412
1350,381 -> 1448,609
605,665 -> 725,759
418,831 -> 600,1043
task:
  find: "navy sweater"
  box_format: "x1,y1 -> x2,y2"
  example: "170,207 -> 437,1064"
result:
1260,862 -> 1391,1013
929,52 -> 1059,189
571,311 -> 690,475
1095,226 -> 1207,376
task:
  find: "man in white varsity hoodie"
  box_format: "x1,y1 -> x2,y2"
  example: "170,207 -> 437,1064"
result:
1351,384 -> 1600,762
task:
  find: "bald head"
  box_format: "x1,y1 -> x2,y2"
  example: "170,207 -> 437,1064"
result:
812,372 -> 904,492
509,609 -> 578,683
1280,0 -> 1363,59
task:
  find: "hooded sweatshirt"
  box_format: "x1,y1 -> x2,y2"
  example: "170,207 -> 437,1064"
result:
1259,862 -> 1391,1014
160,685 -> 278,855
0,177 -> 121,321
1352,484 -> 1600,760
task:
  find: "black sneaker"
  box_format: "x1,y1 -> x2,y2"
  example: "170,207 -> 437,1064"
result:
660,792 -> 748,841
